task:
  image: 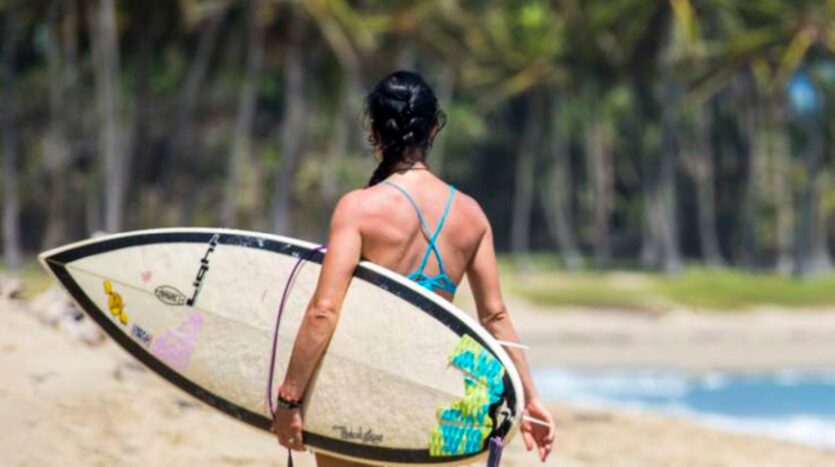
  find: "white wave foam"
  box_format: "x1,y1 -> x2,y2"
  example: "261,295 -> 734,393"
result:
533,368 -> 690,399
773,368 -> 835,386
696,413 -> 835,450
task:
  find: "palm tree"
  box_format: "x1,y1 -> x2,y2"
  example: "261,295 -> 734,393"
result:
2,0 -> 23,268
90,0 -> 127,233
223,0 -> 265,228
270,4 -> 309,235
690,0 -> 835,275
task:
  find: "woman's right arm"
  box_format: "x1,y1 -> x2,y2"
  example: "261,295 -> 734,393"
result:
466,214 -> 555,462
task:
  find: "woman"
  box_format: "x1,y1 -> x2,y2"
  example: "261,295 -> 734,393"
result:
272,71 -> 555,466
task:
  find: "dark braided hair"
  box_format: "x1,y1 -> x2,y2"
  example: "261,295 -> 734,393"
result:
365,70 -> 445,186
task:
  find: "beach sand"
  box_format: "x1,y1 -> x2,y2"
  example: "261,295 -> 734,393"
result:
446,274 -> 835,372
502,299 -> 835,372
2,294 -> 834,467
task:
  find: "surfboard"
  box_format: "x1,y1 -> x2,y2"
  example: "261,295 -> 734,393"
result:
39,228 -> 523,466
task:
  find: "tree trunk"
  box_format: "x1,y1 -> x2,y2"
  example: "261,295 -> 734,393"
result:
42,1 -> 71,249
656,84 -> 682,273
739,80 -> 764,269
794,117 -> 826,277
510,93 -> 544,255
174,10 -> 224,225
640,82 -> 681,273
685,103 -> 724,267
61,0 -> 85,240
126,4 -> 154,229
639,11 -> 681,273
542,97 -> 582,269
90,0 -> 126,233
584,99 -> 613,267
2,0 -> 23,268
320,65 -> 360,211
812,130 -> 832,272
640,189 -> 661,268
221,1 -> 265,228
270,11 -> 307,235
767,102 -> 794,273
641,14 -> 682,273
430,65 -> 455,176
637,89 -> 660,269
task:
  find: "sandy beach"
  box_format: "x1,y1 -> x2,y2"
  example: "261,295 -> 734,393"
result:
451,275 -> 835,372
2,288 -> 834,467
503,299 -> 835,372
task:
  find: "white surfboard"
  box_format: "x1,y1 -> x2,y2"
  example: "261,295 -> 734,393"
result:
39,228 -> 523,466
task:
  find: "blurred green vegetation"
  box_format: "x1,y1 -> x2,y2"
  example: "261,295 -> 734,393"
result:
2,0 -> 835,289
8,254 -> 835,311
0,260 -> 54,298
500,256 -> 835,311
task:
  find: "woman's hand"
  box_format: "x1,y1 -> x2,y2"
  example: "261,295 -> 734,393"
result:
271,406 -> 306,452
521,397 -> 556,462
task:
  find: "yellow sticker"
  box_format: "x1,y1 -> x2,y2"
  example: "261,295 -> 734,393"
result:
103,280 -> 128,325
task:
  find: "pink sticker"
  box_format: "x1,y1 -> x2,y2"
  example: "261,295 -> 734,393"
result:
141,270 -> 152,284
151,311 -> 204,371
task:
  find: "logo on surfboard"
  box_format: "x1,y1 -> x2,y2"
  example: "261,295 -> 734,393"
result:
154,285 -> 188,306
331,425 -> 384,444
186,234 -> 220,307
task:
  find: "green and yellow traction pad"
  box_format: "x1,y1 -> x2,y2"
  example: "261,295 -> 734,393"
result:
428,335 -> 506,457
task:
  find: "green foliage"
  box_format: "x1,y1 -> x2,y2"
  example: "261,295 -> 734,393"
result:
658,268 -> 835,309
501,258 -> 835,311
3,0 -> 835,284
0,261 -> 53,297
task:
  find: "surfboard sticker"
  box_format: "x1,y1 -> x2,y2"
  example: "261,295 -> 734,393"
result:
429,335 -> 506,457
39,228 -> 523,466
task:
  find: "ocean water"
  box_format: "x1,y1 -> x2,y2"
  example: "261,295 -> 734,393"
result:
532,368 -> 835,450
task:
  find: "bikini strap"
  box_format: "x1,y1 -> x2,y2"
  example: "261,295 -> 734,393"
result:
416,185 -> 456,275
381,180 -> 433,239
382,180 -> 455,276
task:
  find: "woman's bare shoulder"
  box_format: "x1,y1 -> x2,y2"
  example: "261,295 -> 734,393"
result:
452,188 -> 491,234
332,186 -> 394,221
329,189 -> 368,226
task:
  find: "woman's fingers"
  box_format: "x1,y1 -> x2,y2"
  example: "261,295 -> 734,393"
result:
540,434 -> 553,461
526,402 -> 556,462
547,414 -> 556,439
522,428 -> 535,451
285,427 -> 305,452
289,435 -> 306,452
272,407 -> 306,451
529,422 -> 554,462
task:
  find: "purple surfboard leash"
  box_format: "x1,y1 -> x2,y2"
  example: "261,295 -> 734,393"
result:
266,244 -> 326,467
486,435 -> 505,466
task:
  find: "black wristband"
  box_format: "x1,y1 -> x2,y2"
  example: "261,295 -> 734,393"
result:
277,394 -> 302,410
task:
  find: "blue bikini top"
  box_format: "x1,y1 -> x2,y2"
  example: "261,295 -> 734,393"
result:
382,180 -> 457,295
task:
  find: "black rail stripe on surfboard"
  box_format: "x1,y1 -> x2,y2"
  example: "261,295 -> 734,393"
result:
44,230 -> 517,463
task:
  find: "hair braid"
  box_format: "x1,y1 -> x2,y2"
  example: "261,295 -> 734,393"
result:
364,70 -> 444,186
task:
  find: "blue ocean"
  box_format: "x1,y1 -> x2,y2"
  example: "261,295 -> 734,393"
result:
533,368 -> 835,450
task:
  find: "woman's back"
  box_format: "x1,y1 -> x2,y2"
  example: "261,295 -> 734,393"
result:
272,71 -> 554,467
339,170 -> 487,301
